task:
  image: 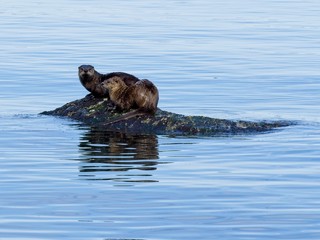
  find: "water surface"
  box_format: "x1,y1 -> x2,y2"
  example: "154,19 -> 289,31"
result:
1,1 -> 320,239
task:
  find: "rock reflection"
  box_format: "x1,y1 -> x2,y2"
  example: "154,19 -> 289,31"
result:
78,128 -> 159,183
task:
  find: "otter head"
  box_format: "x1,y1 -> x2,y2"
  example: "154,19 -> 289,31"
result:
78,65 -> 95,78
102,76 -> 126,92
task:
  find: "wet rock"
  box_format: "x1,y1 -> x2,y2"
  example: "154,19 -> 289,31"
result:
41,95 -> 293,136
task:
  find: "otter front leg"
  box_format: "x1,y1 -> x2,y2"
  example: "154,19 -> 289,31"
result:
118,99 -> 132,111
107,102 -> 123,113
103,100 -> 116,113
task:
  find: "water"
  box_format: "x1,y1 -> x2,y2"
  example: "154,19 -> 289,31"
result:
1,0 -> 320,239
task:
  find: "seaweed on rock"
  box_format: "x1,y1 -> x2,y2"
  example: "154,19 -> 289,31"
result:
41,95 -> 292,136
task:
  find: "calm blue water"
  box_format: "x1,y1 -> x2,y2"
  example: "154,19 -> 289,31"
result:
1,0 -> 320,239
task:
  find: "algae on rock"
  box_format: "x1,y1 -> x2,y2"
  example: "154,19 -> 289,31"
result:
41,95 -> 292,136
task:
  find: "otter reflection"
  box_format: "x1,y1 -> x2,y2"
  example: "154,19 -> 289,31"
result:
78,128 -> 159,182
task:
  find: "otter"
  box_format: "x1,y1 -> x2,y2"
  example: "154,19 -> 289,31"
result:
78,65 -> 140,98
78,65 -> 107,98
102,76 -> 159,123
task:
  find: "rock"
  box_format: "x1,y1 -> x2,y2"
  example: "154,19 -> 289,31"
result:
41,95 -> 293,136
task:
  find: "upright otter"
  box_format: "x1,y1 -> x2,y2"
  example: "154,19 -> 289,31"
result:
78,65 -> 107,98
78,65 -> 140,98
102,76 -> 159,123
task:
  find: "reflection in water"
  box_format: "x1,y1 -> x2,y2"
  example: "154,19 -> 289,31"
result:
77,128 -> 160,183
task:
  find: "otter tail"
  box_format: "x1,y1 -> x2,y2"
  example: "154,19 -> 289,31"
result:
105,109 -> 150,125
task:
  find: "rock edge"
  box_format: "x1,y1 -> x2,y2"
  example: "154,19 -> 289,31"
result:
41,95 -> 292,136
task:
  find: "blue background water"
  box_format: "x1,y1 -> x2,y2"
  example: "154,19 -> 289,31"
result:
1,1 -> 320,239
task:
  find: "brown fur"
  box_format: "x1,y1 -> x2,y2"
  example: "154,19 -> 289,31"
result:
78,65 -> 140,98
102,76 -> 159,123
104,72 -> 140,87
78,65 -> 107,98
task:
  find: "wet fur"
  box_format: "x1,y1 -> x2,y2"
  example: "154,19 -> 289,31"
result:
102,77 -> 159,124
78,65 -> 140,98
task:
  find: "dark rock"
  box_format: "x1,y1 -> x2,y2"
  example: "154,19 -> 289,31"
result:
41,95 -> 293,136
